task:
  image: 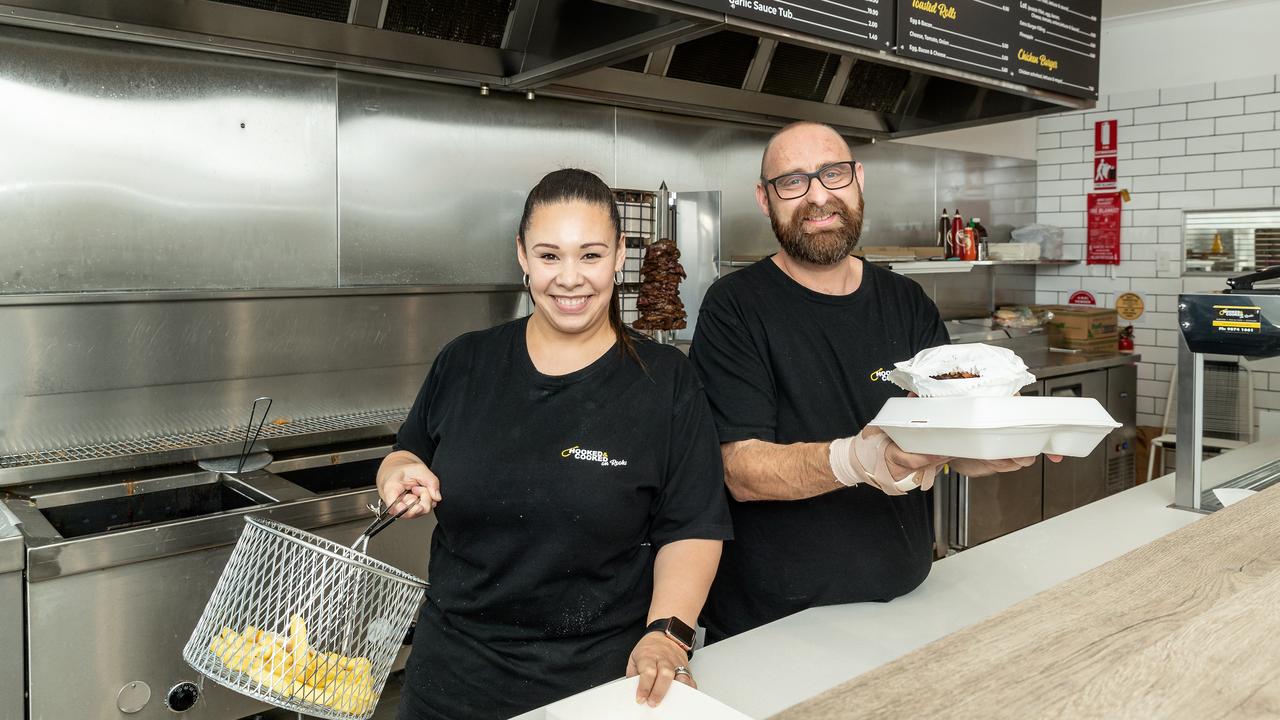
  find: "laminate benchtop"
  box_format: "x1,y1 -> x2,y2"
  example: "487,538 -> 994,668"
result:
771,484 -> 1280,720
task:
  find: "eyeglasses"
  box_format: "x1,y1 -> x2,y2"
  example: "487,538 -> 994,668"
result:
763,161 -> 857,200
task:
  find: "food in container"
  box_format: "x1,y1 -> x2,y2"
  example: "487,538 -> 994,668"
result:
993,305 -> 1053,329
887,343 -> 1035,398
872,343 -> 1119,459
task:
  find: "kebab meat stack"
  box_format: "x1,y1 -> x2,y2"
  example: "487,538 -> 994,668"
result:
632,238 -> 687,331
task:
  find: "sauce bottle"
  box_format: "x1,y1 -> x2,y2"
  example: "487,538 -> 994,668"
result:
950,209 -> 963,260
939,208 -> 950,257
972,217 -> 989,261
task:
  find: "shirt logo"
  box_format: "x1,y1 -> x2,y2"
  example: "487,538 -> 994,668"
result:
561,445 -> 629,467
869,367 -> 892,382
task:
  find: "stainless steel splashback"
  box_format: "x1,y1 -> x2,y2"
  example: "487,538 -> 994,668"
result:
856,141 -> 1036,248
2,23 -> 1035,295
337,73 -> 617,286
0,25 -> 339,293
0,288 -> 523,484
614,110 -> 775,260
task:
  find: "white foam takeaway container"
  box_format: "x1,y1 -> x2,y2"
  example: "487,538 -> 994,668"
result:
869,396 -> 1120,460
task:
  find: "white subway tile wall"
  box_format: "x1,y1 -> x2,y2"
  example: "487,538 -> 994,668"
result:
1034,74 -> 1279,432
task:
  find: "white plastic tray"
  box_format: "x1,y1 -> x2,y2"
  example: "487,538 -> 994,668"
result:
545,676 -> 752,720
868,396 -> 1120,459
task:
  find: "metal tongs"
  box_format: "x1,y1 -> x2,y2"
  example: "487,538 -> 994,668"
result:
351,488 -> 420,552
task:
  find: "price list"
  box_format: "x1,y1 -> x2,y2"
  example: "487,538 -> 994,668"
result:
1012,0 -> 1101,98
676,0 -> 894,51
895,1 -> 1015,83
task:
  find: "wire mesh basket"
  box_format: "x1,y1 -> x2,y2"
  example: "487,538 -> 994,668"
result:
183,516 -> 427,720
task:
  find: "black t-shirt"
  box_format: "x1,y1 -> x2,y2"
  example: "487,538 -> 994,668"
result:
393,317 -> 732,720
690,257 -> 949,642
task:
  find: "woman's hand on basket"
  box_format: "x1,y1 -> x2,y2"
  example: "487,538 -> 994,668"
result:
376,451 -> 441,519
626,631 -> 693,707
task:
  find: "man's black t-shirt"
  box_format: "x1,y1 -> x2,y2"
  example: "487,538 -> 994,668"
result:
393,317 -> 732,720
690,257 -> 949,642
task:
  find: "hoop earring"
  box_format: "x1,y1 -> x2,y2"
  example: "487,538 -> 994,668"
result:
614,271 -> 624,286
522,273 -> 530,288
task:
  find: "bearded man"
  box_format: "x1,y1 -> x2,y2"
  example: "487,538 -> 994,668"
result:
690,121 -> 1038,643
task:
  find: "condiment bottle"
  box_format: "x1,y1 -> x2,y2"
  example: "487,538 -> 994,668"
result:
950,209 -> 963,260
939,208 -> 950,257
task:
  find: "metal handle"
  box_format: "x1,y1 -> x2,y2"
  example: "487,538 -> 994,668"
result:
352,488 -> 420,551
236,396 -> 272,474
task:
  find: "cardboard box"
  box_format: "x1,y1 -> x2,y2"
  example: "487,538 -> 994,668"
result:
1055,336 -> 1120,353
1037,305 -> 1118,341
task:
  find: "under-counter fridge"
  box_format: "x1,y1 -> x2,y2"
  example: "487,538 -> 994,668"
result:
943,363 -> 1137,551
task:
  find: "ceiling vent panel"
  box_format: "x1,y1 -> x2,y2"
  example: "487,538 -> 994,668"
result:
760,43 -> 839,103
610,55 -> 649,73
210,0 -> 350,23
665,31 -> 757,90
383,0 -> 514,47
839,61 -> 911,114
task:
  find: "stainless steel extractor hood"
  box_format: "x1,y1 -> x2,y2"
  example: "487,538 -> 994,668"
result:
0,0 -> 1091,139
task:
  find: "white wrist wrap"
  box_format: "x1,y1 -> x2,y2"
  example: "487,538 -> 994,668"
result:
828,436 -> 863,487
830,433 -> 921,493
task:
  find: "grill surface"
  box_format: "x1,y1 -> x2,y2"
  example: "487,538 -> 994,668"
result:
0,408 -> 407,471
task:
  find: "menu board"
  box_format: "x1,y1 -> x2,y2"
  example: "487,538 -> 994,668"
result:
895,0 -> 1015,82
670,0 -> 1100,99
1012,0 -> 1101,98
676,0 -> 894,51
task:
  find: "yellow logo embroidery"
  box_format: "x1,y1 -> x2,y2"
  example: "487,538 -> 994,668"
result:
561,445 -> 627,467
869,367 -> 892,382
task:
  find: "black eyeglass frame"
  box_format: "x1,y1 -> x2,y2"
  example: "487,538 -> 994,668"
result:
762,161 -> 859,200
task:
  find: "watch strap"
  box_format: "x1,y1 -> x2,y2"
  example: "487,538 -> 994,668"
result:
645,617 -> 695,655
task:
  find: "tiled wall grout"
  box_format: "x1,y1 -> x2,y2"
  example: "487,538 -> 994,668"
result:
1033,74 -> 1280,431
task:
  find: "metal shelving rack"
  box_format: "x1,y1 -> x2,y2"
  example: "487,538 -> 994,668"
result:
612,188 -> 658,327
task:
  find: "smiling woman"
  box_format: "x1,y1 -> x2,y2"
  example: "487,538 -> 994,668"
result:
373,168 -> 733,720
515,169 -> 640,373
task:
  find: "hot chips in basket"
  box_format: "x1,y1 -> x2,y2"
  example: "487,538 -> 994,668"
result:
208,614 -> 377,716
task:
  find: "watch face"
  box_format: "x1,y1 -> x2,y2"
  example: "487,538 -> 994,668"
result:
666,616 -> 695,649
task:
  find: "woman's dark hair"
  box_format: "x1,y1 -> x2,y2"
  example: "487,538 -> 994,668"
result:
517,168 -> 642,364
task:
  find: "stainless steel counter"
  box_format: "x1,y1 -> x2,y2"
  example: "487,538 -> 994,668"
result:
945,320 -> 1139,379
1,507 -> 24,720
1024,349 -> 1141,379
0,507 -> 20,573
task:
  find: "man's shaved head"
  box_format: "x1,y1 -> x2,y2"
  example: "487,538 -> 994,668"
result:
760,121 -> 855,180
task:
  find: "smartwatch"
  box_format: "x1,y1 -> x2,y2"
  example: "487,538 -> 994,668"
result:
645,616 -> 696,656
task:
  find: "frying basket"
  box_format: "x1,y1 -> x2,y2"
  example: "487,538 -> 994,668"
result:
183,516 -> 427,719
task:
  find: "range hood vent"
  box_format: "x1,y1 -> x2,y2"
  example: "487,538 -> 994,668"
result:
611,55 -> 649,73
840,61 -> 911,114
761,43 -> 840,104
665,30 -> 757,89
383,0 -> 514,48
211,0 -> 350,23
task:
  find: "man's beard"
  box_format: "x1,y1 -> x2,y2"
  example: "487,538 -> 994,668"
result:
769,192 -> 864,266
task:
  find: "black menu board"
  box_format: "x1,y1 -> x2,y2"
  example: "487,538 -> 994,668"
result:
676,0 -> 894,51
1012,0 -> 1101,98
894,1 -> 1015,84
